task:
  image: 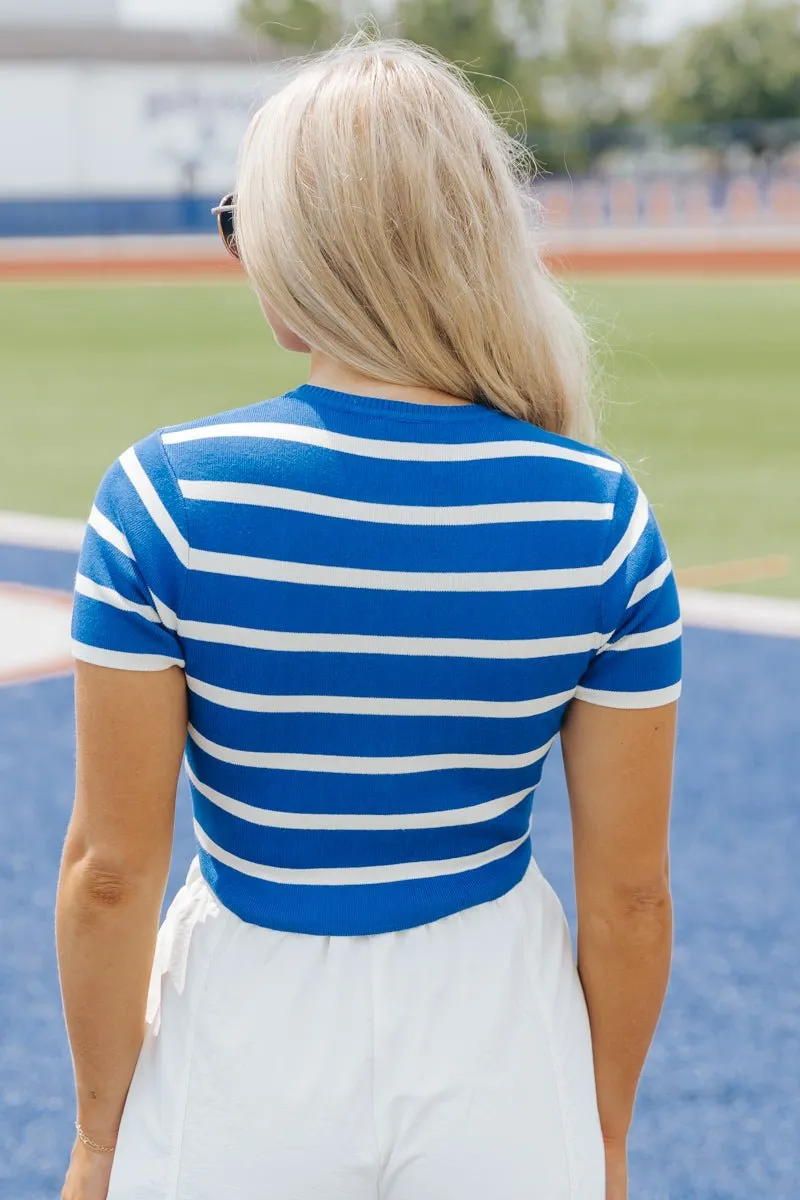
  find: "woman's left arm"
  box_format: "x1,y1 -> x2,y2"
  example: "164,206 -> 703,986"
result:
58,661 -> 187,1193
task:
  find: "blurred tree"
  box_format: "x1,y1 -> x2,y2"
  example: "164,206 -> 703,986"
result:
527,0 -> 650,170
238,0 -> 645,170
656,1 -> 800,124
240,0 -> 550,128
394,0 -> 549,126
239,0 -> 342,47
549,0 -> 647,122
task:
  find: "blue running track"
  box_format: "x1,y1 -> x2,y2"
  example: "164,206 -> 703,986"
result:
1,543 -> 798,1200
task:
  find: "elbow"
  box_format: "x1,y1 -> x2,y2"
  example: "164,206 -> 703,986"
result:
581,878 -> 672,943
613,880 -> 672,922
77,863 -> 138,909
59,849 -> 156,912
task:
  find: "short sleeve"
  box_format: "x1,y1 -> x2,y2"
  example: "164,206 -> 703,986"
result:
71,431 -> 188,672
576,468 -> 682,709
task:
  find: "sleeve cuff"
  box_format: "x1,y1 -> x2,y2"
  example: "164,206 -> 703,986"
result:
573,681 -> 682,709
71,640 -> 185,672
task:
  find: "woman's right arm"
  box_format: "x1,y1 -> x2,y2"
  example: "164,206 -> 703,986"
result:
560,698 -> 677,1199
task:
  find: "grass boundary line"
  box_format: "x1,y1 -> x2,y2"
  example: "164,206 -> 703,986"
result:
0,581 -> 74,687
1,511 -> 799,640
680,589 -> 800,641
0,510 -> 85,552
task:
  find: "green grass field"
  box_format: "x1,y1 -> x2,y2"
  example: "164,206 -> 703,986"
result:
1,277 -> 797,597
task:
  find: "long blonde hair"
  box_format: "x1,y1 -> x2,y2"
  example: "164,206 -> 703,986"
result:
236,36 -> 595,442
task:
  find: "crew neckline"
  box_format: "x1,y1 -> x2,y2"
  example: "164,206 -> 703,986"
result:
293,383 -> 498,422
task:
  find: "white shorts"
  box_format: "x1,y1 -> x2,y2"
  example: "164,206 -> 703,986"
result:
108,856 -> 604,1199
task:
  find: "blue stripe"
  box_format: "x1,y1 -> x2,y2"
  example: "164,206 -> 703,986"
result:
188,698 -> 563,756
172,439 -> 618,504
171,441 -> 621,505
594,642 -> 683,692
178,573 -> 601,638
197,839 -> 533,935
78,533 -> 141,599
181,503 -> 605,572
71,596 -> 177,660
193,789 -> 533,869
185,741 -> 546,817
169,443 -> 622,508
624,577 -> 682,630
181,642 -> 594,701
170,386 -> 618,460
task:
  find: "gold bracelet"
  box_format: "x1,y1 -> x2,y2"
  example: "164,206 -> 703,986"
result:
75,1121 -> 117,1154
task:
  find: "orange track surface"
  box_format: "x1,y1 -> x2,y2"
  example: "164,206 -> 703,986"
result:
0,256 -> 240,280
547,246 -> 800,274
1,245 -> 800,280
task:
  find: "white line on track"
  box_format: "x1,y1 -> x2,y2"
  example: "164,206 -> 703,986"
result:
680,589 -> 800,640
0,583 -> 73,685
0,510 -> 86,552
0,511 -> 799,641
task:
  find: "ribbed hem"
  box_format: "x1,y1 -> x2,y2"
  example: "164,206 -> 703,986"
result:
197,840 -> 532,936
292,383 -> 500,424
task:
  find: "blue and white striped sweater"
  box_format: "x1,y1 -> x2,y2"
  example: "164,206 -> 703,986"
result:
72,384 -> 682,935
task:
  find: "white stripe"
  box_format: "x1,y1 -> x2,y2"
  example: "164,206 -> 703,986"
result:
574,682 -> 682,709
124,513 -> 642,593
188,722 -> 554,774
119,446 -> 189,566
149,592 -> 179,631
193,816 -> 532,886
71,640 -> 184,671
185,675 -> 575,716
87,506 -> 133,559
603,487 -> 650,581
186,760 -> 535,831
178,479 -> 613,528
74,573 -> 160,622
603,618 -> 682,653
627,557 -> 672,608
178,619 -> 602,660
126,475 -> 634,595
163,421 -> 622,473
0,509 -> 86,552
188,544 -> 603,592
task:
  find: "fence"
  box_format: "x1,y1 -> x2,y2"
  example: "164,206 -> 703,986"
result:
536,173 -> 800,230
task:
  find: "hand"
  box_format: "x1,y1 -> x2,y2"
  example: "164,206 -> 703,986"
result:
604,1135 -> 627,1200
62,1138 -> 115,1200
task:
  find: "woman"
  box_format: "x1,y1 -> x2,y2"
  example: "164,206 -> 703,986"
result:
58,37 -> 680,1200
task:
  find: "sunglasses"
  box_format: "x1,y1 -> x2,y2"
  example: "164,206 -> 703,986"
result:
212,192 -> 239,260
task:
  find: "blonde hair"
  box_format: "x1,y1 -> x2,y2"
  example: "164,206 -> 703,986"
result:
236,36 -> 595,442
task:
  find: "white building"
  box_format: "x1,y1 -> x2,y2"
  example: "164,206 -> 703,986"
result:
0,22 -> 286,233
0,0 -> 120,24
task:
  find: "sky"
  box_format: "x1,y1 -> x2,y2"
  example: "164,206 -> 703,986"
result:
120,0 -> 736,42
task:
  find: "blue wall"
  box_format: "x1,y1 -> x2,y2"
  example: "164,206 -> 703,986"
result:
0,195 -> 220,238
